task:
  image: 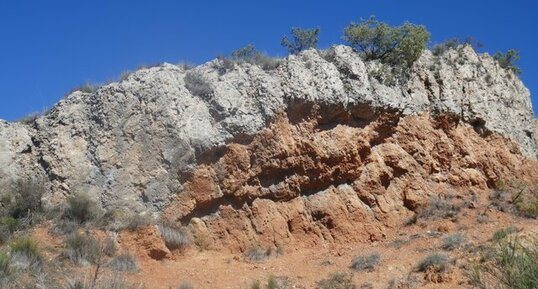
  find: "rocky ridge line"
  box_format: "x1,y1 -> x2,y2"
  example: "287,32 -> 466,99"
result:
0,45 -> 536,213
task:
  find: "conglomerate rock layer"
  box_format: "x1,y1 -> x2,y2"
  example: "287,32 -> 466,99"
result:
163,110 -> 538,252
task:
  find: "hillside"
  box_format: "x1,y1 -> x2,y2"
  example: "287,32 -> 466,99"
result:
1,44 -> 538,288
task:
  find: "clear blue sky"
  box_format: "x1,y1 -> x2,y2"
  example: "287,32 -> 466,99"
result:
1,0 -> 536,121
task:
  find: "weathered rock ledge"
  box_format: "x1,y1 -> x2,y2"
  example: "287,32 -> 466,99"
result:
0,45 -> 536,218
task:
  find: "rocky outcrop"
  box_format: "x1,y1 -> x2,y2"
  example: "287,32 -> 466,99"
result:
0,45 -> 536,218
162,111 -> 538,252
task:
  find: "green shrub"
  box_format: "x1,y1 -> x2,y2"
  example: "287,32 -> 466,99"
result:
2,178 -> 46,219
432,38 -> 466,56
316,272 -> 356,289
281,27 -> 320,54
9,237 -> 42,270
62,232 -> 102,265
496,238 -> 538,289
431,36 -> 483,56
512,190 -> 538,218
0,216 -> 19,245
64,193 -> 100,224
0,251 -> 9,274
473,237 -> 538,289
10,237 -> 39,257
418,253 -> 449,272
349,253 -> 380,271
0,226 -> 11,245
0,216 -> 18,233
343,16 -> 430,68
493,49 -> 521,75
231,44 -> 282,71
493,226 -> 518,241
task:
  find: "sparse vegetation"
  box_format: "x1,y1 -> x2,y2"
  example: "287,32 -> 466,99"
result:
431,36 -> 483,56
9,237 -> 42,270
316,272 -> 356,289
491,180 -> 538,218
64,193 -> 100,224
0,14 -> 534,289
281,27 -> 320,54
343,16 -> 430,68
493,49 -> 521,75
177,283 -> 194,289
62,231 -> 102,265
267,275 -> 279,289
111,211 -> 154,232
17,111 -> 43,124
0,216 -> 18,231
64,276 -> 141,289
432,38 -> 464,56
250,275 -> 288,289
102,236 -> 118,257
244,245 -> 282,262
245,246 -> 269,262
387,275 -> 419,289
0,177 -> 46,220
512,189 -> 538,218
415,196 -> 460,221
0,251 -> 10,274
107,253 -> 139,272
251,280 -> 261,289
442,233 -> 465,251
230,44 -> 282,71
418,253 -> 449,272
184,71 -> 213,97
471,237 -> 538,289
158,225 -> 191,250
489,190 -> 514,213
492,226 -> 518,242
75,82 -> 99,94
350,253 -> 380,271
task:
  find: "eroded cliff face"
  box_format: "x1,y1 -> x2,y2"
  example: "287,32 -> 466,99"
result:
0,44 -> 536,222
162,110 -> 538,252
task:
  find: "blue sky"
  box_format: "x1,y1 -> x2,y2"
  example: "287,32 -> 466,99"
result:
0,0 -> 536,121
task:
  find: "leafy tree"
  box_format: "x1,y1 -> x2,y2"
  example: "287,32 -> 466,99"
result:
343,16 -> 430,68
493,49 -> 521,75
281,27 -> 320,54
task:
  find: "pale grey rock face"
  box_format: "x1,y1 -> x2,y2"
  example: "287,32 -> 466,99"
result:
0,45 -> 535,212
